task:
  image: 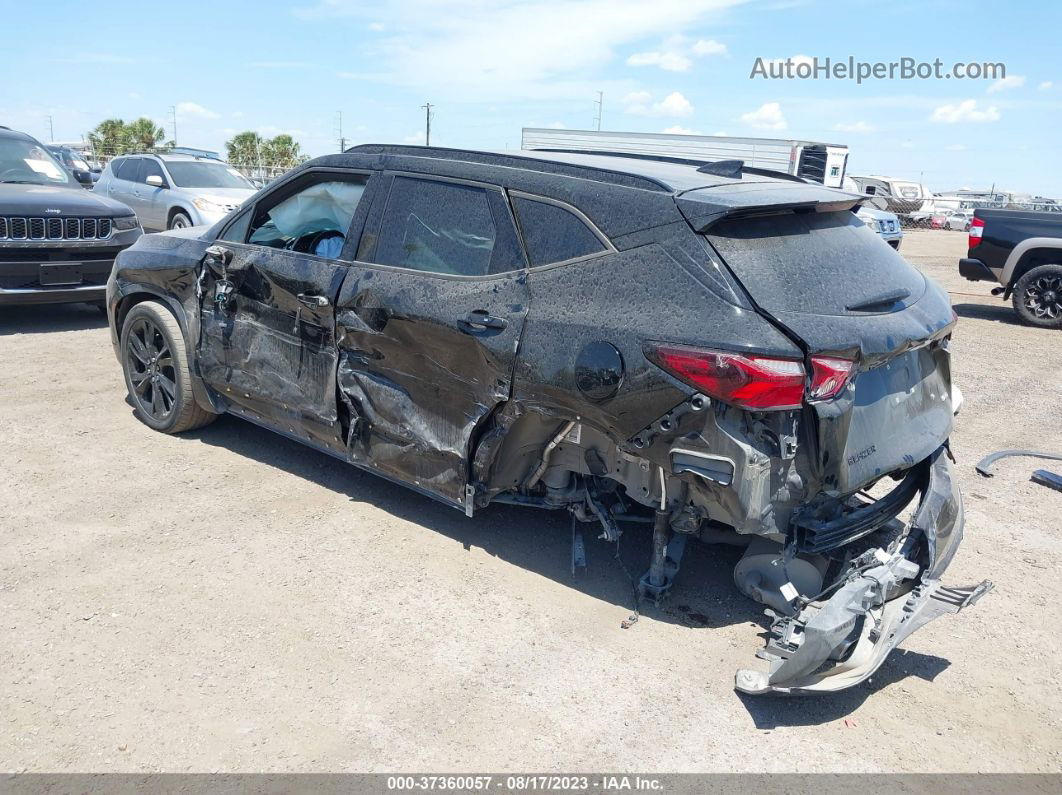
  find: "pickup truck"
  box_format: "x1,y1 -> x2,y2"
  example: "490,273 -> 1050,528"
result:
960,208 -> 1062,328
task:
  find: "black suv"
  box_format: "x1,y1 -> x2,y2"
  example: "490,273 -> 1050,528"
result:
107,145 -> 989,695
0,126 -> 141,306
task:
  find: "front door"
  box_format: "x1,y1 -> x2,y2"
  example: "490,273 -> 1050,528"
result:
334,174 -> 530,509
196,170 -> 374,450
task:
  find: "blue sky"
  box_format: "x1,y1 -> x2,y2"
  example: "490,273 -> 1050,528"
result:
4,0 -> 1059,196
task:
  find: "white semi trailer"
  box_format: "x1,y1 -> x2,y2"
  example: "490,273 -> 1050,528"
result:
521,128 -> 850,188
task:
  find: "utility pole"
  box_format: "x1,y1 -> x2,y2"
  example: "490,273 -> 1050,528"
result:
336,111 -> 346,152
421,102 -> 433,146
47,115 -> 54,142
170,105 -> 178,147
593,91 -> 603,131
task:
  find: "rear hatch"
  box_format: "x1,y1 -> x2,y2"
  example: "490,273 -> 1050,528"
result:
678,183 -> 956,494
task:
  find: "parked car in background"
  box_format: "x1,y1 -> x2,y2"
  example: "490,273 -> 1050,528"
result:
95,153 -> 257,231
107,145 -> 988,696
856,205 -> 903,249
945,210 -> 973,231
0,126 -> 141,306
47,145 -> 97,188
930,212 -> 948,229
960,208 -> 1062,328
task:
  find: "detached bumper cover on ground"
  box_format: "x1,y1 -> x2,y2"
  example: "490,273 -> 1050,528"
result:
736,447 -> 992,695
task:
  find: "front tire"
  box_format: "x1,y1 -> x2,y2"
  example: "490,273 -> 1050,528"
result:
169,211 -> 193,230
120,301 -> 217,432
1012,264 -> 1062,329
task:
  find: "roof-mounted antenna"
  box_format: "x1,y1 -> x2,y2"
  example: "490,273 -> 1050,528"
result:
697,159 -> 744,178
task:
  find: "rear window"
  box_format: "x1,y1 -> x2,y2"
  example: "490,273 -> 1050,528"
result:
705,211 -> 926,316
512,196 -> 606,266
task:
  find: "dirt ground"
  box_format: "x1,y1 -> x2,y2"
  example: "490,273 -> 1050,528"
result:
1,229 -> 1060,773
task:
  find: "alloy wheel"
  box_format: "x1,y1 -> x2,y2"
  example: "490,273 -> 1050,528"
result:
125,317 -> 177,420
1023,274 -> 1062,321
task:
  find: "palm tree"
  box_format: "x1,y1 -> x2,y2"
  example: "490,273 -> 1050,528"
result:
88,118 -> 130,158
225,131 -> 264,167
263,134 -> 306,169
125,117 -> 166,151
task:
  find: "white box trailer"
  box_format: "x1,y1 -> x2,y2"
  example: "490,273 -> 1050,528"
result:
521,128 -> 850,188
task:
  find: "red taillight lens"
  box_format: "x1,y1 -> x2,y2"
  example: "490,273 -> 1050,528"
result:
968,217 -> 985,251
648,344 -> 806,411
808,356 -> 855,401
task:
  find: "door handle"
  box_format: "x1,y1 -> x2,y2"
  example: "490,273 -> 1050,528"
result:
460,310 -> 508,331
297,293 -> 330,308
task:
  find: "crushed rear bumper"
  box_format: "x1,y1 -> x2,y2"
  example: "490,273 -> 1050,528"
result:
736,446 -> 991,695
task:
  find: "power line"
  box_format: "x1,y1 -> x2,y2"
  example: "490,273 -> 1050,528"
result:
421,102 -> 433,146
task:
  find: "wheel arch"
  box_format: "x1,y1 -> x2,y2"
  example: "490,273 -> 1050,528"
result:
1001,239 -> 1062,295
167,205 -> 194,228
115,287 -> 222,415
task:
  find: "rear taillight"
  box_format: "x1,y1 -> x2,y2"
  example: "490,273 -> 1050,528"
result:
647,344 -> 806,410
647,345 -> 856,410
808,356 -> 855,401
968,217 -> 985,251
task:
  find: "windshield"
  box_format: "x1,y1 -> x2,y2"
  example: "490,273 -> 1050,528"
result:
165,161 -> 254,189
0,138 -> 72,185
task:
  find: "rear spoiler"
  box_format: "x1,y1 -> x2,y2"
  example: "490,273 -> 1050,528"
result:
677,181 -> 863,233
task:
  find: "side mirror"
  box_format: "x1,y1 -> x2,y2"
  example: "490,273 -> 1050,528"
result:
146,175 -> 165,188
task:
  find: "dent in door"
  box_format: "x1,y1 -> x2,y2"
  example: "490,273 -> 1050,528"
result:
335,268 -> 527,506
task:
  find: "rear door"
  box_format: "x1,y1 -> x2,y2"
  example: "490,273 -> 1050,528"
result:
197,169 -> 376,451
106,157 -> 143,215
334,173 -> 529,509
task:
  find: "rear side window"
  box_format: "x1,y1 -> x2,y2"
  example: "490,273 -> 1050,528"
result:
373,177 -> 499,276
115,158 -> 140,182
512,197 -> 606,266
705,211 -> 927,316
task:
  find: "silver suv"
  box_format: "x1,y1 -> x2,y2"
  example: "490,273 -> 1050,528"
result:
95,153 -> 257,231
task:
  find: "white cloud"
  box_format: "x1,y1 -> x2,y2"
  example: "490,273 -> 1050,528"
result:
624,90 -> 693,117
929,99 -> 1000,123
627,35 -> 727,72
368,22 -> 385,31
692,39 -> 726,56
546,121 -> 567,129
662,125 -> 702,135
740,101 -> 786,130
128,92 -> 141,100
945,144 -> 966,151
176,101 -> 220,120
834,120 -> 875,133
402,131 -> 426,144
712,130 -> 728,136
1040,81 -> 1054,90
292,0 -> 746,99
627,51 -> 691,71
986,75 -> 1025,93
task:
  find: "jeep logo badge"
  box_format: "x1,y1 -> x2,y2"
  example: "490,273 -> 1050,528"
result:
44,208 -> 62,214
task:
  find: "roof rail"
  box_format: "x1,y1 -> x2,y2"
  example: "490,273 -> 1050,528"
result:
528,147 -> 810,184
343,143 -> 672,192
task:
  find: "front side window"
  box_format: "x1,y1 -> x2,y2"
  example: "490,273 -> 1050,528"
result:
244,176 -> 368,257
165,161 -> 254,189
373,177 -> 499,276
0,137 -> 73,185
141,159 -> 166,185
512,196 -> 606,266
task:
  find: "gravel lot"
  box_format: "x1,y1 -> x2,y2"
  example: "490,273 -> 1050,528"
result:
1,229 -> 1060,773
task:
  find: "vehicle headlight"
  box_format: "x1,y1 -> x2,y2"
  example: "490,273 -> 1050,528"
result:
193,197 -> 220,212
863,218 -> 880,231
113,215 -> 139,231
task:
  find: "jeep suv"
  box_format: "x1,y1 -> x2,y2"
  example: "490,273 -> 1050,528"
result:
107,145 -> 989,695
95,153 -> 257,232
0,126 -> 141,306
